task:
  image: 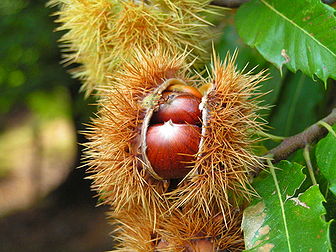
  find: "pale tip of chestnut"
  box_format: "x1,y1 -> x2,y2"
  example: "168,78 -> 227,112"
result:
145,122 -> 201,179
158,120 -> 176,139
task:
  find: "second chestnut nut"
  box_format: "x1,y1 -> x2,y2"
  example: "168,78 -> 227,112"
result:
151,91 -> 202,125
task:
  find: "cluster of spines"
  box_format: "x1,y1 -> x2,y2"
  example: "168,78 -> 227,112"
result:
169,54 -> 268,218
110,205 -> 244,251
48,0 -> 218,96
50,0 -> 268,250
48,0 -> 116,95
83,48 -> 266,251
84,49 -> 192,218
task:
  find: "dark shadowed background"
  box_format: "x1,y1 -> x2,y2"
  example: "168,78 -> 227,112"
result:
0,0 -> 112,251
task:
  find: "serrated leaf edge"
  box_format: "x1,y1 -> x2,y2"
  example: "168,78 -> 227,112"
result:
260,0 -> 336,61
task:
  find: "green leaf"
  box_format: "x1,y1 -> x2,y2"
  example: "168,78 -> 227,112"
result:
216,23 -> 268,71
235,0 -> 336,83
316,124 -> 336,196
324,192 -> 336,250
216,22 -> 284,115
268,71 -> 325,138
243,161 -> 331,251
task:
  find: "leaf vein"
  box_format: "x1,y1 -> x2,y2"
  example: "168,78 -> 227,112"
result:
260,0 -> 336,58
267,160 -> 292,252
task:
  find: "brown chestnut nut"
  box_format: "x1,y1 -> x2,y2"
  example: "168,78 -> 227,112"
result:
146,121 -> 201,179
166,84 -> 202,99
186,239 -> 214,252
151,91 -> 202,125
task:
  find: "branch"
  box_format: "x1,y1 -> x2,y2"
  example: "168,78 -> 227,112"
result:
268,108 -> 336,162
210,0 -> 250,8
210,0 -> 334,8
322,0 -> 336,4
251,108 -> 336,177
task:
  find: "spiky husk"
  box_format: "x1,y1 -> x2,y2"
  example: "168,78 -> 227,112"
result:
157,209 -> 244,251
48,0 -> 117,96
110,206 -> 244,252
85,50 -> 267,250
48,0 -> 218,95
110,207 -> 157,252
167,53 -> 268,218
84,48 -> 195,218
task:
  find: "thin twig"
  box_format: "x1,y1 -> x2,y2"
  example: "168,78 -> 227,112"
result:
268,108 -> 336,163
210,0 -> 334,8
322,0 -> 336,4
255,130 -> 285,142
251,108 -> 336,177
317,120 -> 336,138
210,0 -> 250,8
303,145 -> 317,186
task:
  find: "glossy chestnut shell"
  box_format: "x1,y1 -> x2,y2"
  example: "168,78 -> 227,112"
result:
142,81 -> 203,180
151,91 -> 202,125
166,84 -> 202,99
146,122 -> 201,179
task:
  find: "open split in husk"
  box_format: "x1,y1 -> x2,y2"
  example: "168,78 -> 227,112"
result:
84,49 -> 267,250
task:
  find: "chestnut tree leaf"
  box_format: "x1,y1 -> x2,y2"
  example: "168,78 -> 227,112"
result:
242,161 -> 331,251
235,0 -> 336,84
316,125 -> 336,196
216,23 -> 284,108
267,71 -> 325,138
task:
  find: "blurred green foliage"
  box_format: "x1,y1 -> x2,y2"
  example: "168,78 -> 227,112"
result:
0,0 -> 27,16
0,0 -> 93,124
